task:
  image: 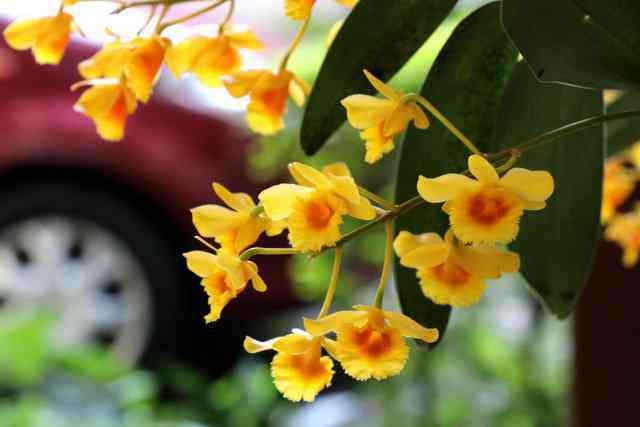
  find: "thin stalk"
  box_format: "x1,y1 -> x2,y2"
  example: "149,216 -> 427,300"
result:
240,247 -> 300,261
495,149 -> 520,174
358,186 -> 397,211
317,247 -> 342,318
373,220 -> 394,308
487,109 -> 640,161
137,4 -> 158,35
195,236 -> 217,252
154,2 -> 170,33
157,0 -> 228,32
218,0 -> 235,33
311,195 -> 425,257
279,16 -> 311,72
250,205 -> 265,216
108,0 -> 211,13
404,94 -> 483,156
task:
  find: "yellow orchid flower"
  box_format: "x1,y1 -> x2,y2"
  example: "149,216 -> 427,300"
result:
258,162 -> 375,251
3,11 -> 74,65
285,0 -> 356,20
288,162 -> 376,220
394,229 -> 520,307
78,36 -> 170,103
224,69 -> 310,135
284,0 -> 316,20
73,80 -> 137,142
244,330 -> 337,402
184,250 -> 267,322
304,306 -> 438,381
165,29 -> 263,88
604,205 -> 640,268
630,141 -> 640,170
418,154 -> 554,245
601,160 -> 636,224
191,182 -> 284,254
63,0 -> 80,4
341,70 -> 429,164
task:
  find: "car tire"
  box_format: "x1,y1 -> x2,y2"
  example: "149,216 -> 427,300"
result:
0,178 -> 187,367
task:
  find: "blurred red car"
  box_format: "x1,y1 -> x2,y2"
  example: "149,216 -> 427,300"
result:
0,21 -> 293,373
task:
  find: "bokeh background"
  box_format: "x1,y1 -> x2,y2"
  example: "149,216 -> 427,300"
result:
0,1 -> 636,426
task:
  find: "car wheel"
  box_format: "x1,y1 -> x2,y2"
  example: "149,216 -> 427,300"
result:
0,179 -> 184,366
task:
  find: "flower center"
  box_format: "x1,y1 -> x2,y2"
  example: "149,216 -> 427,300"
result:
303,200 -> 334,230
349,325 -> 394,359
468,189 -> 512,225
134,42 -> 164,84
288,342 -> 328,381
431,262 -> 471,286
107,91 -> 128,123
203,272 -> 232,295
629,231 -> 640,248
261,86 -> 288,117
216,42 -> 239,72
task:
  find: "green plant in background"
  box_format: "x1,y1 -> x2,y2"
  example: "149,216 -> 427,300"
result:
0,287 -> 572,427
0,312 -> 283,427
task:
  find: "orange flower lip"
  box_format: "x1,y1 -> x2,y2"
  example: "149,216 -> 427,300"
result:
431,262 -> 471,286
468,191 -> 512,225
304,200 -> 335,230
285,343 -> 330,381
347,326 -> 395,359
260,87 -> 289,117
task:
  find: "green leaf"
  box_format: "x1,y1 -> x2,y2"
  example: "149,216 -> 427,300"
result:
501,0 -> 640,90
394,3 -> 518,347
488,61 -> 604,318
606,92 -> 640,155
300,0 -> 457,155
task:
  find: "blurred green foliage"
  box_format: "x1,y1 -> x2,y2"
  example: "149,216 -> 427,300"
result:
0,284 -> 571,427
0,312 -> 282,427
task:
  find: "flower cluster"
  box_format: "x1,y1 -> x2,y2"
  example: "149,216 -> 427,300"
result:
8,1 -> 563,404
342,70 -> 428,164
183,153 -> 554,401
397,154 -> 553,307
3,0 -> 356,141
601,144 -> 640,267
185,162 -> 439,401
177,71 -> 558,401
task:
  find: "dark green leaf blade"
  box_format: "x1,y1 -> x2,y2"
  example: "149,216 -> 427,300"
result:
300,0 -> 456,156
489,61 -> 604,318
501,0 -> 640,90
607,92 -> 640,155
394,3 -> 518,347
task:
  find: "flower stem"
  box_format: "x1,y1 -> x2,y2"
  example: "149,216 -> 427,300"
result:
278,16 -> 311,73
218,0 -> 235,33
495,149 -> 520,174
307,195 -> 425,260
318,247 -> 342,318
373,220 -> 394,308
250,205 -> 265,216
137,4 -> 158,35
108,0 -> 210,14
157,0 -> 228,33
154,2 -> 171,34
195,236 -> 217,252
240,247 -> 300,261
487,109 -> 640,162
357,186 -> 397,211
404,94 -> 483,156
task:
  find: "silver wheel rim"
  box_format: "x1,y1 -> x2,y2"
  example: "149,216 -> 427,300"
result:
0,216 -> 152,365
